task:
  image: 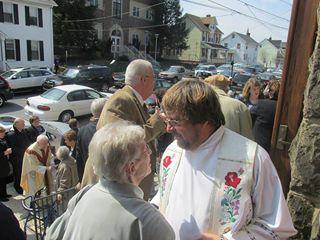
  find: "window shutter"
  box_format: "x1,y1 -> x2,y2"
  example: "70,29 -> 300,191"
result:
13,4 -> 18,24
39,41 -> 44,61
15,39 -> 20,61
0,2 -> 4,23
25,6 -> 30,26
38,8 -> 43,27
27,40 -> 31,61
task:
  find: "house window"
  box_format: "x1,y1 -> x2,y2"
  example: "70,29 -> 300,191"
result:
201,48 -> 206,57
87,0 -> 98,6
232,33 -> 235,38
3,2 -> 14,23
5,39 -> 15,60
202,33 -> 206,42
224,43 -> 228,48
237,43 -> 241,49
246,45 -> 248,50
146,10 -> 153,20
244,54 -> 248,60
133,6 -> 139,17
31,41 -> 40,60
211,49 -> 218,58
112,0 -> 121,18
29,7 -> 38,26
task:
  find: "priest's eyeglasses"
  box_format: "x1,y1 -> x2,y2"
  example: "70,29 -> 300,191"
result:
164,118 -> 185,127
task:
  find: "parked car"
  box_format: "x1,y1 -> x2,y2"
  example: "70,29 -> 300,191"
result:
155,78 -> 173,90
257,72 -> 279,82
158,66 -> 193,82
0,115 -> 70,150
1,67 -> 55,92
0,75 -> 14,107
230,73 -> 252,93
24,85 -> 111,122
217,64 -> 232,74
42,65 -> 113,92
195,65 -> 217,77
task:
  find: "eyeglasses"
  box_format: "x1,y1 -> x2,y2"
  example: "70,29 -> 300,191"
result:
164,118 -> 186,127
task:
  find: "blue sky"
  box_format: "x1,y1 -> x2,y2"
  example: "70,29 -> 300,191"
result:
180,0 -> 293,42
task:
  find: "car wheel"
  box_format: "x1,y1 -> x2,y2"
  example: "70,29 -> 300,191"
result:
59,110 -> 74,123
0,95 -> 5,107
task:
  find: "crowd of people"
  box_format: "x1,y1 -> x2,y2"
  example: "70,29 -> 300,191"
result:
0,59 -> 294,240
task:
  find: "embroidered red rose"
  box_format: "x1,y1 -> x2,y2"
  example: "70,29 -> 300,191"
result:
225,172 -> 241,188
163,156 -> 172,168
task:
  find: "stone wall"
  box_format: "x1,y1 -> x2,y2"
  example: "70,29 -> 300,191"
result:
287,3 -> 320,240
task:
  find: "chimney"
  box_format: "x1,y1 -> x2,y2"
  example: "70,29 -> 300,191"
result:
206,14 -> 211,17
246,28 -> 250,37
269,36 -> 272,41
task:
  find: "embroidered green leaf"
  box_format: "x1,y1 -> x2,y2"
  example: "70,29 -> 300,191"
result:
221,199 -> 229,206
234,194 -> 241,199
231,217 -> 236,223
236,188 -> 242,194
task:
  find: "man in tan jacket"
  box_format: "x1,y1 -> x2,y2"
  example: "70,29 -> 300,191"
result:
82,59 -> 166,200
204,75 -> 253,139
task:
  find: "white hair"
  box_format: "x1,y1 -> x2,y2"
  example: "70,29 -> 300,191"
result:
125,59 -> 153,85
90,98 -> 108,118
90,121 -> 145,183
56,146 -> 70,161
36,134 -> 48,143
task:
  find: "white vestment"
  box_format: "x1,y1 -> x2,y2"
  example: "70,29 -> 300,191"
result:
152,126 -> 297,240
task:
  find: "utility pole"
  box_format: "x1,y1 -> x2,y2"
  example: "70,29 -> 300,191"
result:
155,34 -> 159,61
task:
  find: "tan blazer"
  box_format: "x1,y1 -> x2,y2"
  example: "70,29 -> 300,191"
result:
214,87 -> 253,140
81,86 -> 166,199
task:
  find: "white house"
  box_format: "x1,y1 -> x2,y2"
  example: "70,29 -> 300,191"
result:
257,37 -> 286,68
0,0 -> 57,72
221,30 -> 259,65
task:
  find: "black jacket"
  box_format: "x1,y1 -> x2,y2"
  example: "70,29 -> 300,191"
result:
0,202 -> 26,240
0,137 -> 10,178
251,99 -> 277,152
26,125 -> 45,143
76,121 -> 97,181
6,127 -> 31,164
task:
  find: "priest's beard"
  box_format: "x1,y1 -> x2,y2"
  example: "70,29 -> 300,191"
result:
173,131 -> 199,150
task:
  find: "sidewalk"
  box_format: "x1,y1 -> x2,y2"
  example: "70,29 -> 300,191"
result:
3,183 -> 36,240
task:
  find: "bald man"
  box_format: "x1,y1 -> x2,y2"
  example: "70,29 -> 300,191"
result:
21,135 -> 53,196
6,118 -> 31,194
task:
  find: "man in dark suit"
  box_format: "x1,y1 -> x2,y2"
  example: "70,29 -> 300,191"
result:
82,59 -> 166,200
76,98 -> 107,182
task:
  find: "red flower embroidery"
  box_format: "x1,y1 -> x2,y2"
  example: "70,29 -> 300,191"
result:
163,156 -> 172,168
225,172 -> 241,188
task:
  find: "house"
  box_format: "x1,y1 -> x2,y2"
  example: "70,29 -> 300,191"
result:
0,0 -> 57,71
221,30 -> 259,65
162,13 -> 228,64
257,37 -> 286,68
87,0 -> 158,60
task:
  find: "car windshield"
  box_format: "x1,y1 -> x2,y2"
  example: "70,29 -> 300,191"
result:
1,70 -> 17,78
234,74 -> 251,84
218,65 -> 230,70
61,69 -> 79,78
168,67 -> 179,73
199,66 -> 210,70
41,88 -> 66,100
0,116 -> 15,126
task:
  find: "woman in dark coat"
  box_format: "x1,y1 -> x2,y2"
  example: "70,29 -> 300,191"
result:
26,116 -> 45,143
0,126 -> 12,202
251,80 -> 280,152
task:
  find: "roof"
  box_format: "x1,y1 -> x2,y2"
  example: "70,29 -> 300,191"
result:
201,16 -> 218,26
269,40 -> 282,48
20,0 -> 58,7
185,14 -> 210,32
236,32 -> 258,45
54,84 -> 93,92
206,43 -> 228,50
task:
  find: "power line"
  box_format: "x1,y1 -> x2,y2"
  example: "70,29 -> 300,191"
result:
181,0 -> 229,11
232,0 -> 289,22
245,4 -> 273,33
61,1 -> 166,23
66,23 -> 170,32
205,0 -> 288,30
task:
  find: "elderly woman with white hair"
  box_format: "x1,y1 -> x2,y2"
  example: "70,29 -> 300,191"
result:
46,121 -> 174,240
56,146 -> 79,193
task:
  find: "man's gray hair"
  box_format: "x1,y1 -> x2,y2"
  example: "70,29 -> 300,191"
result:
90,98 -> 108,118
90,121 -> 145,183
13,118 -> 24,126
36,134 -> 48,143
125,59 -> 153,85
56,146 -> 70,161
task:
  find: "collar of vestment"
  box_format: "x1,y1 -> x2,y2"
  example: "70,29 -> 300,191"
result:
127,85 -> 144,106
98,178 -> 144,199
26,142 -> 50,165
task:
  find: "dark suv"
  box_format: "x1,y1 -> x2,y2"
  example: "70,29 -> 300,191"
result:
0,75 -> 13,107
42,65 -> 113,92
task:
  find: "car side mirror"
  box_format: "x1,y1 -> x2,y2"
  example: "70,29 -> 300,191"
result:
11,76 -> 17,80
